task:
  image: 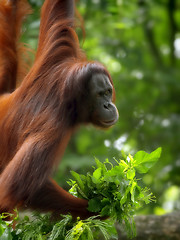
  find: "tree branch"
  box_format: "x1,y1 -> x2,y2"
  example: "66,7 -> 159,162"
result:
116,211 -> 180,240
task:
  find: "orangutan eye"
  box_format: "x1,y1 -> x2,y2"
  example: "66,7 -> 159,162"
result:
104,89 -> 112,96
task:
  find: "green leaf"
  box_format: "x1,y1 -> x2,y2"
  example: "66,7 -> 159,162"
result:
77,186 -> 88,199
130,181 -> 137,202
100,205 -> 110,216
95,158 -> 103,168
120,187 -> 131,206
134,147 -> 162,173
71,171 -> 85,191
92,168 -> 102,184
119,160 -> 129,171
127,169 -> 135,180
0,224 -> 5,236
97,158 -> 108,174
86,174 -> 94,189
104,165 -> 124,183
84,225 -> 93,240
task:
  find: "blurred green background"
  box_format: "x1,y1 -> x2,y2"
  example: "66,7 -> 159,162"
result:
24,0 -> 180,215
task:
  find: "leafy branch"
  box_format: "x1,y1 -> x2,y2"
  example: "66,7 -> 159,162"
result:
69,147 -> 162,238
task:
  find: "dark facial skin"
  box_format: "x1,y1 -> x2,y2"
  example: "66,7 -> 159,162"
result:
89,73 -> 119,128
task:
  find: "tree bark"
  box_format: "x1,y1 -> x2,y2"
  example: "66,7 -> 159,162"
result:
116,211 -> 180,240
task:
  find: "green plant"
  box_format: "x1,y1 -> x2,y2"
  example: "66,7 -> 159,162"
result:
0,213 -> 112,240
69,147 -> 162,237
0,212 -> 15,239
0,148 -> 161,239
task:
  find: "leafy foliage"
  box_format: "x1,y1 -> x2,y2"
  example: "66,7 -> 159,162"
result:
0,148 -> 161,239
0,212 -> 15,240
0,213 -> 112,240
69,147 -> 161,237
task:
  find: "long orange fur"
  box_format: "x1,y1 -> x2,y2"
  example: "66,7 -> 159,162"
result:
0,0 -> 115,218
